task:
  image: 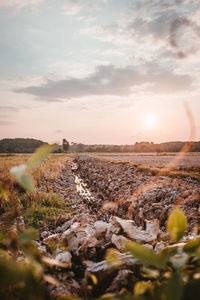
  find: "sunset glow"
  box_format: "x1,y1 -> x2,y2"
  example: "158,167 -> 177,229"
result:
143,115 -> 157,130
0,0 -> 199,144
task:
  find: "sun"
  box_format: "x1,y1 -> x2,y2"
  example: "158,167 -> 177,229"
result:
143,114 -> 157,130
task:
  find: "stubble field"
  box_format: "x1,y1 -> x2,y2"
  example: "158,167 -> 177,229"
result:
0,152 -> 200,299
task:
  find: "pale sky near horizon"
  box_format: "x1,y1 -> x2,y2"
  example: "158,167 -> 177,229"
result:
0,0 -> 200,144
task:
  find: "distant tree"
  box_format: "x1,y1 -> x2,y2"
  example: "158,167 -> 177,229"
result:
156,147 -> 163,154
62,139 -> 69,152
0,138 -> 45,153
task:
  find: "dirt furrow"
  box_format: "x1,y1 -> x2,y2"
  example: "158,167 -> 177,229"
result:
75,155 -> 200,232
37,156 -> 200,298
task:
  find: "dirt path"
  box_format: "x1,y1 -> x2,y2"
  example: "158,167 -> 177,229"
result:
38,155 -> 200,298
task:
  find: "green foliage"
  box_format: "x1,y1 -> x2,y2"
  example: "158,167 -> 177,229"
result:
154,272 -> 184,300
10,164 -> 34,192
183,239 -> 200,255
134,281 -> 153,297
167,207 -> 187,242
10,144 -> 57,192
102,208 -> 200,300
0,229 -> 49,300
19,192 -> 73,228
0,138 -> 45,153
0,186 -> 9,201
62,139 -> 69,152
126,242 -> 166,269
0,145 -> 67,299
27,144 -> 57,170
24,203 -> 72,228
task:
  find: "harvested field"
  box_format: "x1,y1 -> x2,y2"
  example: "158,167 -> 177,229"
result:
1,153 -> 200,299
95,153 -> 200,169
74,155 -> 200,232
38,155 -> 200,297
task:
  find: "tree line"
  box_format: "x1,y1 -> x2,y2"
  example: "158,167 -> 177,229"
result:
1,138 -> 200,153
0,138 -> 45,153
68,141 -> 200,153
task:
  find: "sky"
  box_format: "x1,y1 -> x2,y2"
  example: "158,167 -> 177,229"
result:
0,0 -> 200,144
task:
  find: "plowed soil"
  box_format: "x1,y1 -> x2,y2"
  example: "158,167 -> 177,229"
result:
39,155 -> 200,298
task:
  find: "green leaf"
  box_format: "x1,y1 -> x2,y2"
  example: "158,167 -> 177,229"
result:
18,174 -> 34,192
0,249 -> 9,258
0,186 -> 9,201
10,164 -> 27,177
10,164 -> 34,191
126,241 -> 166,269
170,253 -> 188,270
183,239 -> 200,254
159,245 -> 178,266
167,207 -> 187,242
134,281 -> 153,296
105,248 -> 124,268
27,143 -> 57,170
159,272 -> 184,300
141,266 -> 160,279
20,229 -> 39,243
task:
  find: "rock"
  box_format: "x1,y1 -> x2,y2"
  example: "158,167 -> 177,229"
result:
54,226 -> 62,233
154,241 -> 166,252
38,244 -> 47,253
86,253 -> 138,274
71,163 -> 79,171
14,216 -> 25,232
55,247 -> 63,255
105,216 -> 121,240
67,236 -> 80,253
62,222 -> 80,239
94,221 -> 108,238
111,234 -> 128,252
77,234 -> 98,253
33,241 -> 47,254
43,234 -> 61,245
62,222 -> 98,255
113,216 -> 159,243
41,231 -> 51,239
60,219 -> 74,232
143,244 -> 153,249
56,251 -> 72,268
145,219 -> 160,240
106,269 -> 134,293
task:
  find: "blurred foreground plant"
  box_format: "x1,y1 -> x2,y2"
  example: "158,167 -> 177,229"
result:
104,207 -> 200,300
0,144 -> 61,299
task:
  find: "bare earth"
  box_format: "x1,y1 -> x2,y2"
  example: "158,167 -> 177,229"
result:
38,155 -> 200,298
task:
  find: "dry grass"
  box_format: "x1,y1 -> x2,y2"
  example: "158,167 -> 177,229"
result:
0,154 -> 74,229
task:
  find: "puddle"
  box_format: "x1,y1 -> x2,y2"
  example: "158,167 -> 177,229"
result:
75,175 -> 95,200
73,163 -> 96,202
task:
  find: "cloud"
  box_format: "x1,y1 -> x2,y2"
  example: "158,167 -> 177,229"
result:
62,0 -> 83,16
170,17 -> 200,58
15,63 -> 193,100
0,120 -> 12,126
0,0 -> 44,9
81,0 -> 200,60
0,106 -> 18,112
62,0 -> 107,16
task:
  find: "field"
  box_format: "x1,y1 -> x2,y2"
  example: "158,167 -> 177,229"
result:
0,152 -> 200,299
95,152 -> 200,168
